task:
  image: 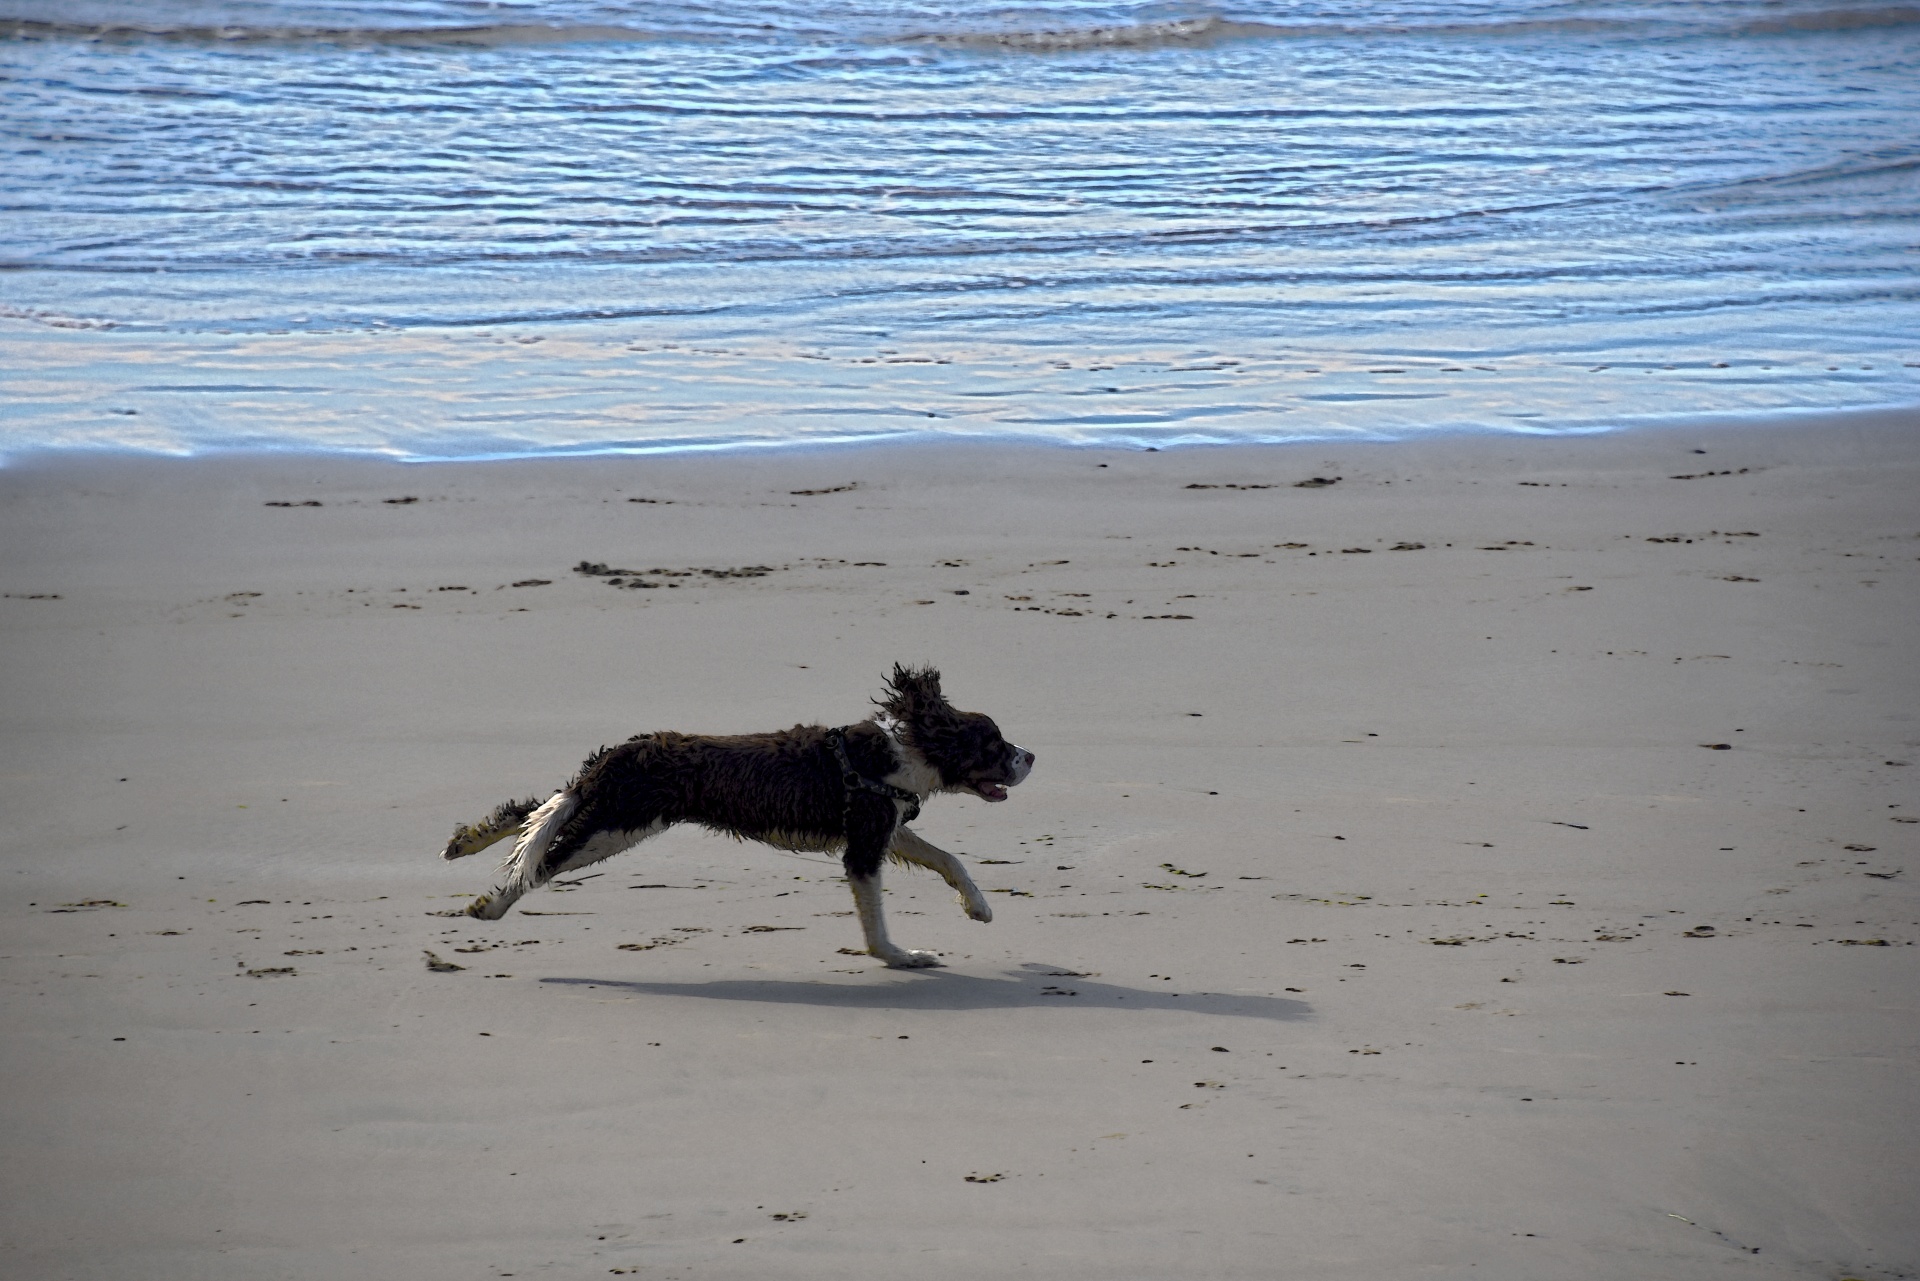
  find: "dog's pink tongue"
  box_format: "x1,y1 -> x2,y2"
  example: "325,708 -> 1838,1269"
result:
978,783 -> 1009,801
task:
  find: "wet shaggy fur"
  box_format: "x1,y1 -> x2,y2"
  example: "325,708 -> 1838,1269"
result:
440,665 -> 1034,967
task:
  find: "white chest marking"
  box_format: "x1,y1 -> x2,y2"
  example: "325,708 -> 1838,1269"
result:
876,720 -> 942,803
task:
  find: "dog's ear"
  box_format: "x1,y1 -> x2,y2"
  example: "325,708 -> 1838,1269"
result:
879,663 -> 945,719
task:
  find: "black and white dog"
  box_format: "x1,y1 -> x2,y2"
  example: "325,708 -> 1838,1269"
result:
440,665 -> 1034,968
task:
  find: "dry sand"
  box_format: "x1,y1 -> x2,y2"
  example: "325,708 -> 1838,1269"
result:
2,411 -> 1916,1280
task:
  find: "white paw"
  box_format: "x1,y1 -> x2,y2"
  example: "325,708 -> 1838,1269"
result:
965,896 -> 993,923
878,948 -> 944,969
466,893 -> 508,921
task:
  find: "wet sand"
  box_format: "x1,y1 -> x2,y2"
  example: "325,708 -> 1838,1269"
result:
1,411 -> 1916,1280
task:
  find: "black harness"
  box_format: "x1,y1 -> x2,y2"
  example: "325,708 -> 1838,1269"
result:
826,725 -> 922,826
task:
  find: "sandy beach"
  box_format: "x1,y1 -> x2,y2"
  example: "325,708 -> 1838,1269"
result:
1,412 -> 1916,1280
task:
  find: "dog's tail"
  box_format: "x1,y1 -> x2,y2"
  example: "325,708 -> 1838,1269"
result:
441,795 -> 545,861
495,790 -> 579,899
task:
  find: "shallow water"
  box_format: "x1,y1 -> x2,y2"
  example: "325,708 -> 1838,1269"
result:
3,0 -> 1917,458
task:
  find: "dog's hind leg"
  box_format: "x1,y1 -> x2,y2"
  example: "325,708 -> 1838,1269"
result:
543,817 -> 670,879
467,791 -> 578,920
469,802 -> 674,919
888,828 -> 992,924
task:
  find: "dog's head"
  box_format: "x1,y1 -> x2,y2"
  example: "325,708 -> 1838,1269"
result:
879,664 -> 1034,802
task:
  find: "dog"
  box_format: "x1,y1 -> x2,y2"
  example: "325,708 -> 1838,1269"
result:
439,665 -> 1034,967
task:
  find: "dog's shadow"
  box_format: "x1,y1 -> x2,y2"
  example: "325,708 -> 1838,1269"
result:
541,962 -> 1310,1021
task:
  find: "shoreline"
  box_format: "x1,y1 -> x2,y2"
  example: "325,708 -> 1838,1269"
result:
3,412 -> 1916,1279
9,313 -> 1917,467
4,397 -> 1919,473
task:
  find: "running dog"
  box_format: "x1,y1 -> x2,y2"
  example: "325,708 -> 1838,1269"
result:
439,665 -> 1034,967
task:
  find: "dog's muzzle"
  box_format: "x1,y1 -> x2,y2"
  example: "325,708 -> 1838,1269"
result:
971,745 -> 1035,802
1009,745 -> 1035,785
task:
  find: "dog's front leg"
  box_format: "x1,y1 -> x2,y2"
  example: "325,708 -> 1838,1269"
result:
889,827 -> 992,923
845,813 -> 942,968
846,869 -> 942,968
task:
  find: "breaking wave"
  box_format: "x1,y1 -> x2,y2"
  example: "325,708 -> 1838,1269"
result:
0,18 -> 670,48
7,5 -> 1920,51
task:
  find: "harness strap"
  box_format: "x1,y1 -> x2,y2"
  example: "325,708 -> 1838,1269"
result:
827,725 -> 922,826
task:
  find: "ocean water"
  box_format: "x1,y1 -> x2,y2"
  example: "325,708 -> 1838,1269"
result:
2,0 -> 1917,460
